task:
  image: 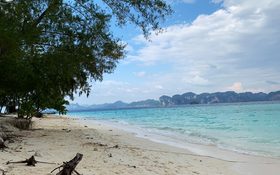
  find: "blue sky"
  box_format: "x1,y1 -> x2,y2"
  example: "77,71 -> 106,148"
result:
72,0 -> 280,105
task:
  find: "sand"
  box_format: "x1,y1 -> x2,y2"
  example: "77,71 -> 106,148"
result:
0,116 -> 279,175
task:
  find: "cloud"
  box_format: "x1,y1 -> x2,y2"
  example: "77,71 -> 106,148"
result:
183,75 -> 210,86
228,82 -> 243,92
74,0 -> 280,104
211,0 -> 223,4
168,0 -> 196,4
266,80 -> 279,85
73,79 -> 169,104
180,0 -> 196,3
128,0 -> 280,93
155,85 -> 164,89
134,71 -> 146,77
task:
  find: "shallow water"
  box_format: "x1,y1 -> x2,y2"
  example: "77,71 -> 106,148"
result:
68,102 -> 280,158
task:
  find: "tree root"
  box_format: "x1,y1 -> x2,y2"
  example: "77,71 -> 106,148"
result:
51,153 -> 83,175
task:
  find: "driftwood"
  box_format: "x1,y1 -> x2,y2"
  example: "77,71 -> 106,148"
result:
0,168 -> 6,175
51,153 -> 83,175
0,137 -> 7,149
6,156 -> 55,166
7,156 -> 37,166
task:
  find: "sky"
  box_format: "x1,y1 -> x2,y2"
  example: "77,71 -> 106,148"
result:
72,0 -> 280,105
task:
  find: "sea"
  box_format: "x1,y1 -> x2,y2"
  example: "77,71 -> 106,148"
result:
68,102 -> 280,158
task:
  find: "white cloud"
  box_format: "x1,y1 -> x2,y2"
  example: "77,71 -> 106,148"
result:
134,71 -> 146,77
74,0 -> 280,104
180,0 -> 196,3
183,75 -> 210,86
128,0 -> 280,93
73,79 -> 169,104
211,0 -> 223,4
155,85 -> 164,89
168,0 -> 196,4
228,82 -> 243,92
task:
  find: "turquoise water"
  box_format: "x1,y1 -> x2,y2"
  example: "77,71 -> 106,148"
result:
68,102 -> 280,158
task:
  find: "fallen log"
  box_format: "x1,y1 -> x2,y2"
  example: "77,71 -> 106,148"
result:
51,153 -> 83,175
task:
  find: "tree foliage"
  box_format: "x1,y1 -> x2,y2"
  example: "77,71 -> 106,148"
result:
0,0 -> 172,118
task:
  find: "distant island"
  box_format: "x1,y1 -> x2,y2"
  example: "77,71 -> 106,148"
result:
67,91 -> 280,111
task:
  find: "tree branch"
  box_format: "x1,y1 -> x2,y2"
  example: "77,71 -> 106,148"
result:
33,0 -> 61,27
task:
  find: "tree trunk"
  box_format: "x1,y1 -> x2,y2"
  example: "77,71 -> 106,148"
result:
7,105 -> 16,114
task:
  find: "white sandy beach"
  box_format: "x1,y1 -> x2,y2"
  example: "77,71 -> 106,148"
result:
0,116 -> 280,175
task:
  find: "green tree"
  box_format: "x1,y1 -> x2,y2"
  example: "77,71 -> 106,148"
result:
0,0 -> 172,117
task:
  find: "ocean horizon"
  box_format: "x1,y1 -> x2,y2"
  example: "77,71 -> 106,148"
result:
68,101 -> 280,158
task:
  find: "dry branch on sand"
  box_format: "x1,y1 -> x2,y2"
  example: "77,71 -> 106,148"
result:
51,153 -> 83,175
6,156 -> 38,166
0,168 -> 6,175
0,137 -> 7,149
6,156 -> 56,166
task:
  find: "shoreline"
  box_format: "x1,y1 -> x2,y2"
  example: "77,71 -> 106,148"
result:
0,116 -> 279,175
78,117 -> 280,174
68,102 -> 280,160
77,117 -> 280,160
